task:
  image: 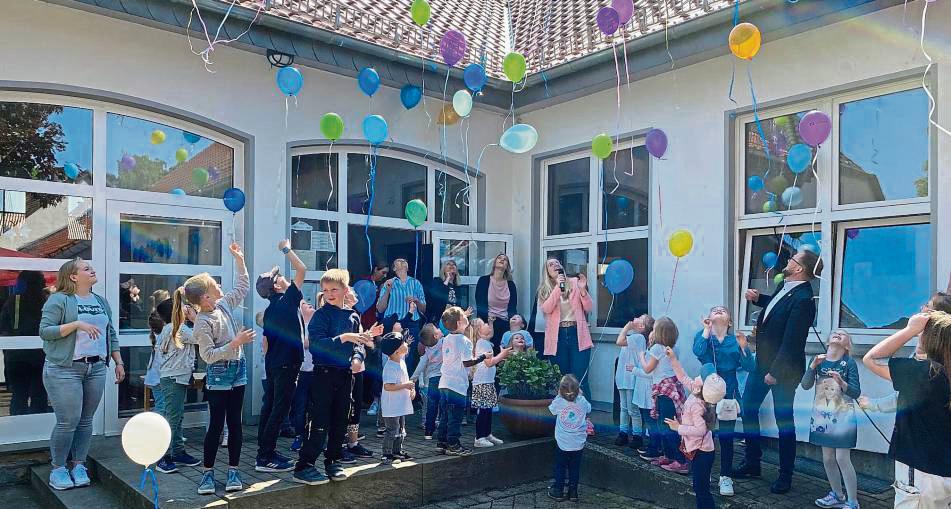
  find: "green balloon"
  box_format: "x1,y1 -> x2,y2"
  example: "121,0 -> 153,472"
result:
773,273 -> 785,286
766,174 -> 790,196
503,52 -> 527,83
410,0 -> 430,26
320,113 -> 344,141
192,167 -> 209,187
591,133 -> 613,160
762,200 -> 777,213
405,199 -> 427,227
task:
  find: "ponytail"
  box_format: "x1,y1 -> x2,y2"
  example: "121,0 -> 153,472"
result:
148,310 -> 164,347
170,287 -> 188,351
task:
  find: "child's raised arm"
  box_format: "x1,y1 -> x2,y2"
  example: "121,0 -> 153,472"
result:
665,347 -> 691,387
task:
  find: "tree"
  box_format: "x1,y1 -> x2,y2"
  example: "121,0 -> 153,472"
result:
914,160 -> 928,197
0,103 -> 73,209
107,155 -> 168,190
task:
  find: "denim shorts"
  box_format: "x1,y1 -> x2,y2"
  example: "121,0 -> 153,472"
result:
206,357 -> 247,391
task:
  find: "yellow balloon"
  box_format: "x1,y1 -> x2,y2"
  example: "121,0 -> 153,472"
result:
728,22 -> 761,60
668,229 -> 694,258
150,129 -> 166,145
437,103 -> 460,126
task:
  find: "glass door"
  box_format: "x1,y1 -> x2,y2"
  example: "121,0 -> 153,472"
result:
103,200 -> 233,435
430,232 -> 514,285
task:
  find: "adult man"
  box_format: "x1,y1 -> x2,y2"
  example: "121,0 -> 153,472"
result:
734,248 -> 821,494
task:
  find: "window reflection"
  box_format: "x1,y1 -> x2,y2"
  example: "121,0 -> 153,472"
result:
744,231 -> 821,326
0,103 -> 93,184
546,248 -> 588,281
0,348 -> 51,416
347,226 -> 419,280
547,158 -> 589,235
291,153 -> 338,210
597,240 -> 648,328
602,146 -> 649,230
0,270 -> 56,337
120,214 -> 221,265
0,192 -> 92,259
118,274 -> 219,330
347,155 -> 426,218
744,112 -> 818,214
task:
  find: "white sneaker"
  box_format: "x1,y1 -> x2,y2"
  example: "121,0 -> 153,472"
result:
367,401 -> 379,416
473,437 -> 494,448
486,434 -> 504,445
719,476 -> 735,496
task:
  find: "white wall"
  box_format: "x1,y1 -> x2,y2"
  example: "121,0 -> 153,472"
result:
518,3 -> 951,453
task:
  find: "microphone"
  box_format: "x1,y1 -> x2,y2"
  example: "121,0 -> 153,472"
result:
557,268 -> 566,293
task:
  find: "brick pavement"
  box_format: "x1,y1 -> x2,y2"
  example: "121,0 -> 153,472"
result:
414,480 -> 663,509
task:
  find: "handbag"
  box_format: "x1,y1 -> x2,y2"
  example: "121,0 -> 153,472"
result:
716,398 -> 739,421
894,464 -> 921,509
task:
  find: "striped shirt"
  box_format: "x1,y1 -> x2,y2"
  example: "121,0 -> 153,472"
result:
380,277 -> 426,321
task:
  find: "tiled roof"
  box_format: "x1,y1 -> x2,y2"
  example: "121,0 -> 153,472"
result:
18,210 -> 92,259
227,0 -> 737,79
149,143 -> 235,197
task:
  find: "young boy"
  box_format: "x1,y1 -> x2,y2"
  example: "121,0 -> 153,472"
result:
380,332 -> 415,464
436,307 -> 485,456
411,324 -> 444,439
500,314 -> 534,349
293,269 -> 380,485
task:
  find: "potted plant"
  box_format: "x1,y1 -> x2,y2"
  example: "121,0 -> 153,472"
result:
497,351 -> 562,438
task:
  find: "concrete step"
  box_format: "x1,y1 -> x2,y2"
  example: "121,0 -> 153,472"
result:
30,464 -> 125,509
0,483 -> 47,509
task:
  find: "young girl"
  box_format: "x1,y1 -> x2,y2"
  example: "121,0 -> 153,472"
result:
472,321 -> 511,447
638,317 -> 688,474
665,347 -> 727,509
548,374 -> 591,502
615,319 -> 642,448
155,294 -> 201,474
186,243 -> 255,495
628,315 -> 658,457
692,305 -> 753,496
802,330 -> 861,509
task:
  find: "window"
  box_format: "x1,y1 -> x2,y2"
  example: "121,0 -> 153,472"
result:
735,82 -> 932,340
597,239 -> 648,328
291,153 -> 338,210
347,225 -> 420,281
117,345 -> 210,419
546,157 -> 590,236
435,170 -> 469,226
290,218 -> 338,271
437,238 -> 506,279
120,215 -> 221,265
0,347 -> 52,416
117,274 -> 219,331
0,102 -> 93,184
546,247 -> 589,277
0,270 -> 57,337
106,113 -> 234,197
347,154 -> 426,218
602,146 -> 649,230
0,191 -> 92,259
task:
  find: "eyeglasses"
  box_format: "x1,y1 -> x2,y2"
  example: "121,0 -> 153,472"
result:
789,257 -> 803,269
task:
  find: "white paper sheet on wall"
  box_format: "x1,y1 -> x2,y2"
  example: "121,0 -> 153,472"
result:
311,231 -> 334,252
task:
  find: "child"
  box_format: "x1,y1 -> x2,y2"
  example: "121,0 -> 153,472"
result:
411,323 -> 444,439
548,374 -> 591,503
614,319 -> 643,448
802,330 -> 861,509
436,307 -> 490,455
186,243 -> 254,495
500,314 -> 534,349
638,317 -> 688,474
664,347 -> 727,509
377,320 -> 404,438
155,295 -> 201,474
145,311 -> 166,417
692,306 -> 753,496
627,315 -> 658,457
380,332 -> 415,464
462,317 -> 486,426
472,322 -> 512,447
290,299 -> 317,452
293,269 -> 380,485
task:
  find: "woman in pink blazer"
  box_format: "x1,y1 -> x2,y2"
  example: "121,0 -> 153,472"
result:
537,258 -> 594,394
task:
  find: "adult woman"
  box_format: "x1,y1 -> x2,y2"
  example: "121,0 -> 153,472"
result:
475,253 -> 517,351
39,259 -> 125,490
427,260 -> 468,326
377,258 -> 426,371
537,258 -> 593,394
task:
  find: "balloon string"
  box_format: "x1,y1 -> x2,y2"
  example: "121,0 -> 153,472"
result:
325,140 -> 336,271
920,2 -> 951,137
664,2 -> 674,69
185,0 -> 263,72
414,229 -> 420,278
579,293 -> 615,387
809,147 -> 824,282
665,258 -> 679,314
502,83 -> 516,131
365,149 -> 378,272
622,39 -> 631,92
727,0 -> 739,105
138,467 -> 159,509
420,26 -> 434,128
747,61 -> 776,209
610,43 -> 622,195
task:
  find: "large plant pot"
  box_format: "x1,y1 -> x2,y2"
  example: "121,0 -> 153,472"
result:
499,396 -> 555,439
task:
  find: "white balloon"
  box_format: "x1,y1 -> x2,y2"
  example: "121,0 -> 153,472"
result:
499,124 -> 539,154
121,412 -> 171,466
452,90 -> 473,118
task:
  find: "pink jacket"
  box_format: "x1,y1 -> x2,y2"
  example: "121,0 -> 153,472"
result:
540,278 -> 594,357
677,376 -> 714,453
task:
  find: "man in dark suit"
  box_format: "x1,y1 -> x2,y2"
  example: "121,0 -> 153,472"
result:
733,249 -> 821,494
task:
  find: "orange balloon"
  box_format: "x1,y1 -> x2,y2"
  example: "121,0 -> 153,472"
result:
729,22 -> 761,60
437,103 -> 460,125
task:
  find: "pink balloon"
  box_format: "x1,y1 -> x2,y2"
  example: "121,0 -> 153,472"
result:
798,110 -> 832,147
612,0 -> 634,24
596,7 -> 620,36
646,129 -> 668,158
439,30 -> 466,67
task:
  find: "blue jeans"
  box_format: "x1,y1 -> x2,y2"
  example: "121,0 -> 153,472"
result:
425,376 -> 442,436
553,447 -> 582,489
436,388 -> 466,446
640,408 -> 661,455
206,358 -> 247,390
656,396 -> 685,462
551,326 -> 591,395
150,384 -> 166,416
43,360 -> 106,467
692,449 -> 716,509
160,378 -> 188,457
291,370 -> 314,436
717,371 -> 740,476
742,373 -> 797,477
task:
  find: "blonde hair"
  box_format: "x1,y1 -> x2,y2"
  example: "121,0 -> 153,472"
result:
169,287 -> 191,351
536,257 -> 566,303
440,260 -> 460,286
830,329 -> 853,353
321,268 -> 350,288
182,273 -> 216,306
651,317 -> 679,348
151,289 -> 170,312
920,311 -> 951,409
393,259 -> 409,273
490,253 -> 513,281
559,374 -> 581,402
442,306 -> 465,331
54,258 -> 87,295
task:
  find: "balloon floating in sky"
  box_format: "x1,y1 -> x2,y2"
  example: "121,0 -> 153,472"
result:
400,85 -> 422,109
846,228 -> 860,240
604,259 -> 634,295
591,133 -> 613,160
320,113 -> 344,141
439,30 -> 466,67
729,22 -> 762,60
64,162 -> 80,179
499,124 -> 538,154
646,129 -> 668,158
668,230 -> 694,258
150,129 -> 166,145
452,90 -> 473,117
503,52 -> 527,83
276,67 -> 304,97
464,64 -> 487,92
358,68 -> 380,97
175,148 -> 189,163
223,187 -> 246,212
410,0 -> 431,26
786,143 -> 812,174
596,7 -> 621,36
798,110 -> 832,146
404,199 -> 428,228
362,114 -> 388,145
192,167 -> 209,187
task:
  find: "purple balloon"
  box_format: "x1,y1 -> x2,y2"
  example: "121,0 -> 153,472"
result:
646,129 -> 668,158
120,154 -> 136,171
798,110 -> 832,146
596,7 -> 621,36
612,0 -> 635,24
846,228 -> 860,240
439,30 -> 466,67
208,166 -> 220,182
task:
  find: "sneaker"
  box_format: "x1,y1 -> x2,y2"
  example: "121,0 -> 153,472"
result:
291,436 -> 303,452
424,434 -> 434,440
394,452 -> 413,462
446,444 -> 472,456
548,485 -> 566,501
367,401 -> 379,416
380,454 -> 400,465
719,476 -> 735,497
461,417 -> 468,426
375,427 -> 386,438
49,466 -> 75,491
615,432 -> 630,446
641,451 -> 662,461
70,463 -> 91,487
255,457 -> 294,473
225,468 -> 243,492
156,457 -> 179,474
474,437 -> 494,448
171,453 -> 201,467
629,435 -> 644,449
661,461 -> 690,475
486,434 -> 504,445
650,456 -> 671,466
815,491 -> 847,508
567,485 -> 579,502
346,443 -> 374,458
272,451 -> 292,464
436,442 -> 448,454
197,470 -> 216,495
338,451 -> 357,464
325,462 -> 348,481
292,466 -> 330,485
845,502 -> 860,509
636,446 -> 650,455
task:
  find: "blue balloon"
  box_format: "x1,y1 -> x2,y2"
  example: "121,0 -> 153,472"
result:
353,279 -> 377,313
358,68 -> 380,97
786,143 -> 812,174
170,188 -> 186,196
782,186 -> 803,207
604,259 -> 634,295
362,115 -> 388,145
463,64 -> 487,92
762,251 -> 778,269
64,162 -> 79,179
183,132 -> 202,144
747,175 -> 764,192
276,67 -> 304,97
499,124 -> 538,154
223,187 -> 246,213
400,84 -> 422,109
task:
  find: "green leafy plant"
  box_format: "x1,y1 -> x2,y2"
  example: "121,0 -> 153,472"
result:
497,351 -> 561,400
